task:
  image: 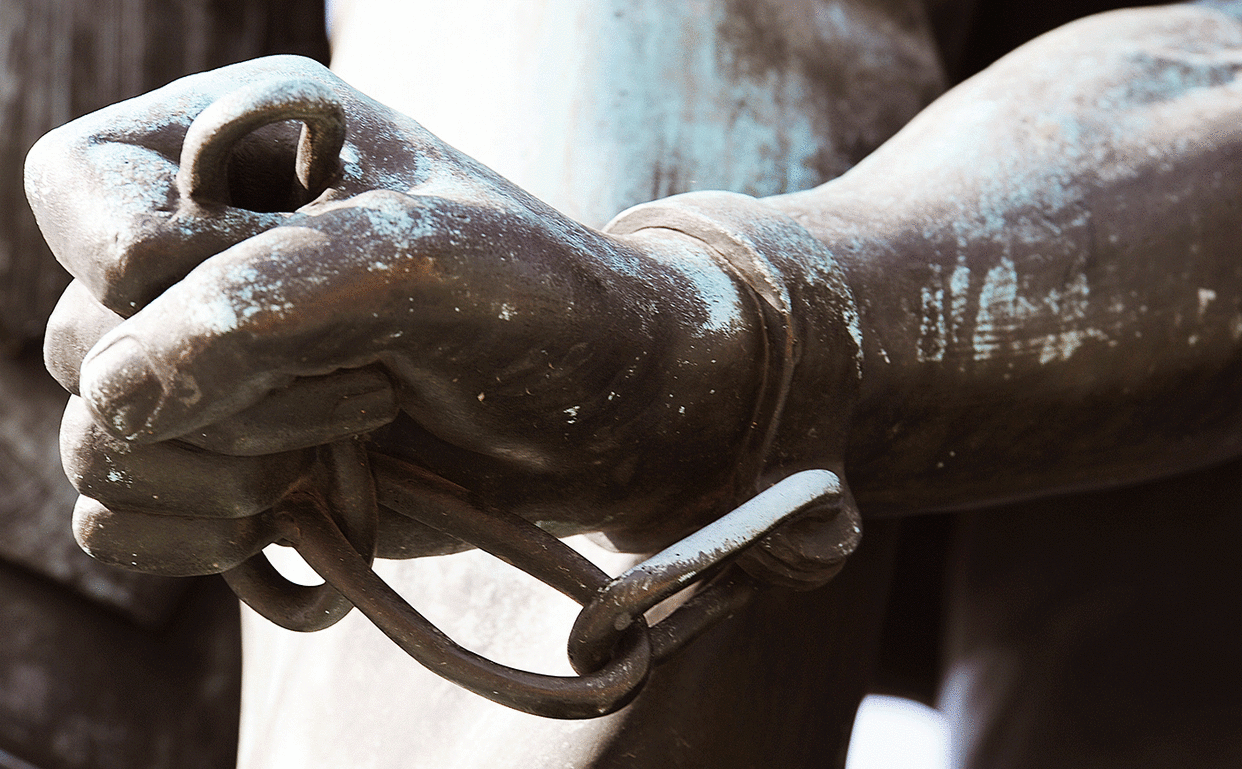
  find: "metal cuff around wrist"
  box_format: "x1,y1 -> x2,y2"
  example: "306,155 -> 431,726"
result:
606,191 -> 795,503
605,190 -> 864,589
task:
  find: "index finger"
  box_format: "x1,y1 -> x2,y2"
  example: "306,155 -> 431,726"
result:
76,192 -> 438,443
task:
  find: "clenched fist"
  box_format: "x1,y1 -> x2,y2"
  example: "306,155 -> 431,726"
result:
30,56 -> 769,576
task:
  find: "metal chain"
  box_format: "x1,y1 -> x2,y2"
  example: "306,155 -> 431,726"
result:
228,452 -> 843,718
565,469 -> 841,674
224,438 -> 377,631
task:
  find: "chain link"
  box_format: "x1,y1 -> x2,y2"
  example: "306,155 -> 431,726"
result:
227,454 -> 845,718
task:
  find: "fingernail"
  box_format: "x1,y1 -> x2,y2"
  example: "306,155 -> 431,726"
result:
80,336 -> 165,440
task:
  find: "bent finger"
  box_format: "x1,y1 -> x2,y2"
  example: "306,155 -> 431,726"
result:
73,496 -> 278,576
44,280 -> 123,394
179,366 -> 398,456
60,396 -> 310,518
25,58 -> 355,314
78,192 -> 457,443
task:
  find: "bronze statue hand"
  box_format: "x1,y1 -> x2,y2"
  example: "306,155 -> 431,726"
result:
33,57 -> 768,575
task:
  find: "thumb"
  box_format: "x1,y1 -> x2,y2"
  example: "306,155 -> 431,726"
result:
77,200 -> 427,442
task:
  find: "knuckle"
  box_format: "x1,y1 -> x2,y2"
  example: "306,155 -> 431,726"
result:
93,220 -> 182,315
45,282 -> 122,395
59,397 -> 128,498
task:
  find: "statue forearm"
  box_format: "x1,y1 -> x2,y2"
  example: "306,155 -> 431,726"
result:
791,3 -> 1242,512
630,4 -> 1242,515
33,3 -> 1242,584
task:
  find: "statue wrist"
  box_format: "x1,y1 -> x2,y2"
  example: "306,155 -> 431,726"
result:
606,191 -> 863,587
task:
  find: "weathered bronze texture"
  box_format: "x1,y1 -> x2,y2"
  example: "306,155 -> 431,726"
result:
21,0 -> 1242,766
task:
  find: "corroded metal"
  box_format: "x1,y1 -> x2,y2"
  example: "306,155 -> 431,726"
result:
242,459 -> 842,718
177,78 -> 346,209
114,79 -> 858,700
0,2 -> 327,767
566,469 -> 841,674
289,465 -> 653,719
